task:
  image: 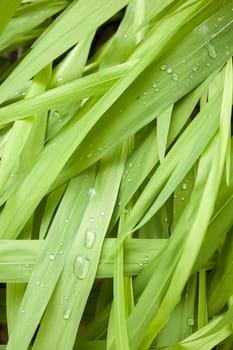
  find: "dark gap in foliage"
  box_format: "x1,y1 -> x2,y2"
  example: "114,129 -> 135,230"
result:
0,283 -> 7,344
89,9 -> 125,59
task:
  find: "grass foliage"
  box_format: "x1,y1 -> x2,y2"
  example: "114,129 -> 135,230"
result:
0,0 -> 233,349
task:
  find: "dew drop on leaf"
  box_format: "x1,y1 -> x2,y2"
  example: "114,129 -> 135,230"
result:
187,317 -> 194,326
49,254 -> 55,261
85,230 -> 96,249
73,256 -> 90,279
57,76 -> 64,82
89,217 -> 95,223
87,187 -> 96,199
63,308 -> 72,320
160,64 -> 167,71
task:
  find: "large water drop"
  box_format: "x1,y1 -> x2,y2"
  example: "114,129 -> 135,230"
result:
85,230 -> 96,249
73,256 -> 90,279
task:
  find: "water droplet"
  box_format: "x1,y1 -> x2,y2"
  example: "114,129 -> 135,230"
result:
182,183 -> 188,190
167,67 -> 172,74
217,16 -> 224,22
49,254 -> 55,261
87,187 -> 96,199
199,25 -> 217,59
192,66 -> 198,72
127,178 -> 132,183
97,147 -> 102,152
190,75 -> 194,79
123,34 -> 128,39
65,218 -> 69,223
142,101 -> 146,105
57,76 -> 64,82
36,281 -> 40,286
21,309 -> 25,314
63,308 -> 72,320
226,51 -> 230,55
41,283 -> 44,288
53,110 -> 60,118
138,262 -> 144,268
103,145 -> 108,149
152,83 -> 157,88
181,197 -> 185,201
59,250 -> 64,255
100,211 -> 105,216
187,317 -> 194,326
143,91 -> 147,96
22,91 -> 26,97
206,62 -> 211,67
25,264 -> 30,268
60,241 -> 64,246
73,256 -> 90,279
206,42 -> 217,59
160,64 -> 167,71
85,230 -> 96,249
89,217 -> 95,223
87,153 -> 92,158
172,73 -> 178,81
182,59 -> 186,64
164,217 -> 168,223
118,201 -> 122,207
144,256 -> 149,262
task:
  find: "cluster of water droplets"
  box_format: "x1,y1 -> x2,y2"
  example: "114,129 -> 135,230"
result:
138,256 -> 150,269
160,64 -> 179,82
